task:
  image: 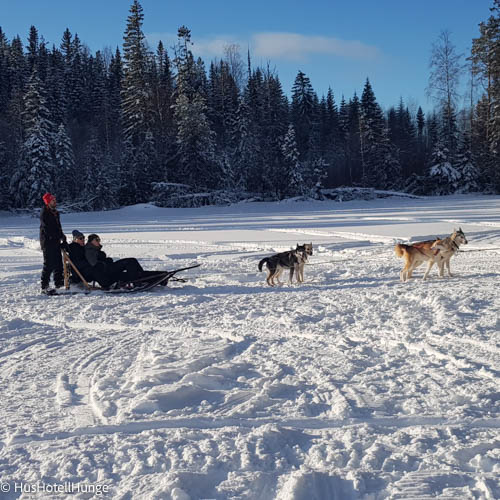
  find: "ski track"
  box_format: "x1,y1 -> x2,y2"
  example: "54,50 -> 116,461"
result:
0,196 -> 499,499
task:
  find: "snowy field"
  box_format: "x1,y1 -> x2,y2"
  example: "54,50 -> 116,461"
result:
0,194 -> 499,500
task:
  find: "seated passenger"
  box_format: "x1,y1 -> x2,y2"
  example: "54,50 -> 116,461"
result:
85,233 -> 159,285
67,230 -> 96,284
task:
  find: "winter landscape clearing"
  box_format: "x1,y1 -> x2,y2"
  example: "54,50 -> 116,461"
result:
0,194 -> 499,499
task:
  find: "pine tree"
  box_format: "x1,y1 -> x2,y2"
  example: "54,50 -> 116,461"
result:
291,70 -> 316,158
360,79 -> 401,188
0,141 -> 11,209
46,46 -> 67,127
53,123 -> 76,201
174,92 -> 217,189
416,106 -> 426,174
150,41 -> 175,167
26,25 -> 39,75
455,133 -> 479,192
173,27 -> 218,190
0,28 -> 10,115
228,95 -> 256,192
121,0 -> 150,146
280,124 -> 303,198
470,0 -> 500,191
82,135 -> 117,210
12,69 -> 56,207
428,138 -> 460,195
106,47 -> 124,153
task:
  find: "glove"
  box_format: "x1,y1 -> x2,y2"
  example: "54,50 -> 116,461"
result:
60,242 -> 70,251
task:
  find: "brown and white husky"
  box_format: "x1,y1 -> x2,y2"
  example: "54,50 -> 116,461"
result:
395,228 -> 467,282
431,228 -> 468,277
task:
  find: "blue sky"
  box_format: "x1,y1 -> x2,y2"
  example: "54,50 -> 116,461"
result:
1,0 -> 494,112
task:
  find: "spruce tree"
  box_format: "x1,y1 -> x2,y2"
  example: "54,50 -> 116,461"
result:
228,95 -> 256,192
360,79 -> 401,188
280,124 -> 303,198
173,27 -> 218,190
54,123 -> 76,201
428,137 -> 460,195
122,0 -> 149,146
455,133 -> 479,192
12,69 -> 56,207
291,70 -> 316,158
471,1 -> 500,191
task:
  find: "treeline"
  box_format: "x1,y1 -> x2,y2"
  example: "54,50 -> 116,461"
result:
0,0 -> 499,210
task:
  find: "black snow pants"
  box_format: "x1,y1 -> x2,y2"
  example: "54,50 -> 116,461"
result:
41,244 -> 63,289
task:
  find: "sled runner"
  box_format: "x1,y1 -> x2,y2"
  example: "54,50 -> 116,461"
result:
53,250 -> 200,295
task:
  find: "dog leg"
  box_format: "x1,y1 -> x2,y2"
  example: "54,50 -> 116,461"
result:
437,261 -> 445,278
266,270 -> 274,287
275,268 -> 283,285
423,261 -> 434,280
401,263 -> 411,282
446,259 -> 453,277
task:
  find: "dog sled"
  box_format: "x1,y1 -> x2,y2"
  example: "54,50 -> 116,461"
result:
44,250 -> 200,296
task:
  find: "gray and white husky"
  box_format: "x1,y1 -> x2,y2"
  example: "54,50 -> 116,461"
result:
295,242 -> 313,283
258,243 -> 313,286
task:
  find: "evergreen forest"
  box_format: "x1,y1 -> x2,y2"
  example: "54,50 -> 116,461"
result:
0,0 -> 499,210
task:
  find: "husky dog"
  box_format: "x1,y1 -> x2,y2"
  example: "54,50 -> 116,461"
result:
394,228 -> 468,282
258,248 -> 298,287
431,228 -> 468,277
258,243 -> 314,286
294,243 -> 313,283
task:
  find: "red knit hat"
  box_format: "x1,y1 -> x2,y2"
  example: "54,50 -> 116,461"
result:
42,193 -> 55,205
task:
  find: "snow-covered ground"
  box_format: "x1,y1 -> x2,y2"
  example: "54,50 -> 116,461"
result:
0,195 -> 499,499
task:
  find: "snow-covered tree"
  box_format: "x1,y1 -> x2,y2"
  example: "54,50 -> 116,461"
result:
82,136 -> 118,210
174,92 -> 217,189
455,134 -> 480,192
428,139 -> 461,194
280,124 -> 304,198
122,0 -> 149,146
53,123 -> 75,200
360,79 -> 401,189
291,70 -> 316,157
11,69 -> 55,207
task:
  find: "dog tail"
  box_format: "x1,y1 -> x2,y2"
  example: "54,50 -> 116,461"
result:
258,258 -> 268,272
394,243 -> 407,258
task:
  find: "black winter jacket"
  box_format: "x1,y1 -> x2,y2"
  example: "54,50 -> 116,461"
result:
84,242 -> 113,267
40,206 -> 65,251
68,242 -> 95,282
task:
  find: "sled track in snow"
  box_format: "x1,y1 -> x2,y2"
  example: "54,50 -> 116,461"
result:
6,416 -> 500,447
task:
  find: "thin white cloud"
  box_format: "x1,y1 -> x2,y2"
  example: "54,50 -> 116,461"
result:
146,32 -> 240,57
252,32 -> 381,61
145,31 -> 381,62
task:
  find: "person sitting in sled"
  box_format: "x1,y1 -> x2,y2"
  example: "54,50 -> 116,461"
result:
67,230 -> 98,285
40,193 -> 67,294
84,233 -> 160,286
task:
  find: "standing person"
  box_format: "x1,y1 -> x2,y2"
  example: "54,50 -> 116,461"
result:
39,193 -> 67,293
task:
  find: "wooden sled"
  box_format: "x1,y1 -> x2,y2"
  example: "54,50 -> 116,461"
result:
61,249 -> 200,295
